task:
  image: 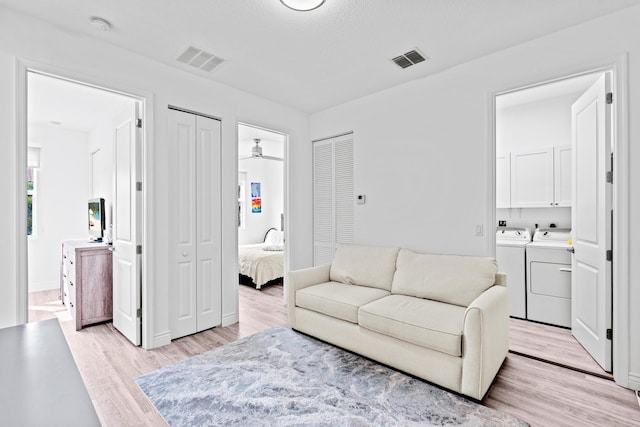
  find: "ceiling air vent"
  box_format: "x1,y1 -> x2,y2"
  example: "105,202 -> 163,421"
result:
177,45 -> 225,72
392,49 -> 428,69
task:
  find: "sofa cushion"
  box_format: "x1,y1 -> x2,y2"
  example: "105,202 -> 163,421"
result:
296,282 -> 390,323
359,295 -> 466,357
391,249 -> 498,307
330,244 -> 400,291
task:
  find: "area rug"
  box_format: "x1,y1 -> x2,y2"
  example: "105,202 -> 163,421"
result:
135,326 -> 528,426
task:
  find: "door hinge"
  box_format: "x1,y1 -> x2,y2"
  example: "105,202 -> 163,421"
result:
136,307 -> 142,318
606,92 -> 613,104
136,245 -> 142,255
606,171 -> 613,184
136,118 -> 142,128
606,250 -> 612,262
606,328 -> 613,340
136,182 -> 143,191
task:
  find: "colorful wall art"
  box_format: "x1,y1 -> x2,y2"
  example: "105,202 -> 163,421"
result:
251,182 -> 262,213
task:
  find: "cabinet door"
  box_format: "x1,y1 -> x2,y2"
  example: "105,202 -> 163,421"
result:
554,145 -> 572,207
496,154 -> 510,208
510,148 -> 554,207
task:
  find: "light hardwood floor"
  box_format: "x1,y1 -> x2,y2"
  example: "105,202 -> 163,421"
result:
29,286 -> 640,427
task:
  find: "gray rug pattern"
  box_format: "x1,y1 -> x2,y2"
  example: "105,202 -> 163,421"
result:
136,326 -> 527,426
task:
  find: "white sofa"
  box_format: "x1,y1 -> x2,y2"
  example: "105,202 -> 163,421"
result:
287,244 -> 509,400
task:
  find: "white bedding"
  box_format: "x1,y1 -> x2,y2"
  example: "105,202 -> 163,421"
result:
239,244 -> 284,289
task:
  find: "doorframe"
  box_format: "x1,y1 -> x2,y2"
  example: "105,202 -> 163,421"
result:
14,59 -> 156,349
489,54 -> 630,388
236,121 -> 291,304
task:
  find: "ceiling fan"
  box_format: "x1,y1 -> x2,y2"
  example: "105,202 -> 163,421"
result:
239,138 -> 283,162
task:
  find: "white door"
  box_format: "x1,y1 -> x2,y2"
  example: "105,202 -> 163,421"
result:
112,102 -> 142,345
195,115 -> 222,331
169,109 -> 222,339
571,73 -> 612,372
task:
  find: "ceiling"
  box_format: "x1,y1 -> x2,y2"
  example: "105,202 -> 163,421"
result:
28,72 -> 134,132
6,0 -> 640,113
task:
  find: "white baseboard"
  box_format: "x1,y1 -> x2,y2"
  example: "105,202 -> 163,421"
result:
628,372 -> 640,391
29,281 -> 59,292
222,312 -> 239,327
151,331 -> 172,349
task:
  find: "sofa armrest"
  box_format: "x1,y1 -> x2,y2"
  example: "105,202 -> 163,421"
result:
460,285 -> 509,400
287,264 -> 331,328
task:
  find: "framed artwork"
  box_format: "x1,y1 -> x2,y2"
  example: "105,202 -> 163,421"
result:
251,182 -> 262,213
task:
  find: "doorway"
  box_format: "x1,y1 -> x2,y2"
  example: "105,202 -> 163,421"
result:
494,71 -> 613,377
20,69 -> 146,346
236,123 -> 287,305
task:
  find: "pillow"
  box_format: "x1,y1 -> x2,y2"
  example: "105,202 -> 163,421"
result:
264,229 -> 284,246
262,245 -> 284,252
391,249 -> 498,307
329,244 -> 400,291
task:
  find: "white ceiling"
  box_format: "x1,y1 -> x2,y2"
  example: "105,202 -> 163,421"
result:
28,72 -> 134,132
6,0 -> 640,113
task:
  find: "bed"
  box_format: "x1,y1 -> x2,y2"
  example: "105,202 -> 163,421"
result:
239,228 -> 284,290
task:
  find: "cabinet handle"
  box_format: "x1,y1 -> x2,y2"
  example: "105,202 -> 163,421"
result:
559,268 -> 572,273
70,281 -> 74,286
567,247 -> 575,254
70,302 -> 74,308
555,203 -> 559,206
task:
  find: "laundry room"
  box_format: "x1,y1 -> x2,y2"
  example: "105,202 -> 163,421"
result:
495,71 -> 614,374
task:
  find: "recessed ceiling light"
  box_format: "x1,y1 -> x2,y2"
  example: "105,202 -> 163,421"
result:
280,0 -> 325,11
90,17 -> 111,31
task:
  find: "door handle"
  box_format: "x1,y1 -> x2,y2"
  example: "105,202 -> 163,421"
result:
567,247 -> 575,253
559,267 -> 572,273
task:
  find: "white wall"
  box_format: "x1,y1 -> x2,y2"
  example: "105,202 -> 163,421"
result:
310,6 -> 640,388
238,159 -> 284,245
0,7 -> 311,345
27,125 -> 91,291
496,93 -> 578,155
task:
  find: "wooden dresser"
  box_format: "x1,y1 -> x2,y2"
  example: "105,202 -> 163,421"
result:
61,240 -> 113,331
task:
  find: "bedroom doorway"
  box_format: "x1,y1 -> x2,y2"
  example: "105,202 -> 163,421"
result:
237,123 -> 287,306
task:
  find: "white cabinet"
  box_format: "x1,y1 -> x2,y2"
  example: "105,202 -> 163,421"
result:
505,145 -> 571,208
168,108 -> 222,339
496,154 -> 510,208
553,145 -> 572,207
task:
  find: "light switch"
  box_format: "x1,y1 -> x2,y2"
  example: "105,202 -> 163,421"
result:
475,224 -> 483,236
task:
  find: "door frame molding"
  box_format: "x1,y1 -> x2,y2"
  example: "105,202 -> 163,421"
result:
14,58 -> 156,349
236,121 -> 291,305
489,54 -> 631,388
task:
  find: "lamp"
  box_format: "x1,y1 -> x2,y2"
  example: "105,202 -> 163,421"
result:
280,0 -> 325,11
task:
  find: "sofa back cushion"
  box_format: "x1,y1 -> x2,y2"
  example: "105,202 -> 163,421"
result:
330,244 -> 400,291
391,249 -> 498,307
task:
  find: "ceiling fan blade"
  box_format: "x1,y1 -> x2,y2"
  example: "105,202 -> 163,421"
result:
262,155 -> 283,162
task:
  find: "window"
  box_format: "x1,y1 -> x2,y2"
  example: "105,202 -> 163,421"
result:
27,147 -> 40,237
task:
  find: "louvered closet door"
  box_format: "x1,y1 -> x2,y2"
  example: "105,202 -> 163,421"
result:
313,134 -> 354,266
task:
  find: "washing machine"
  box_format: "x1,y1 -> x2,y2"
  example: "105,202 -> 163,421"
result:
496,227 -> 531,319
526,228 -> 572,327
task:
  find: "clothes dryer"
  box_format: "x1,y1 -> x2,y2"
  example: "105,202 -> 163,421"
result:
526,228 -> 572,327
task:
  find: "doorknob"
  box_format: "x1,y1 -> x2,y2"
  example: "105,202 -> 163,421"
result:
567,247 -> 575,253
182,252 -> 188,257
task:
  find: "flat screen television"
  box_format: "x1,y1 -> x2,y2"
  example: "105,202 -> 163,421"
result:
88,198 -> 106,241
